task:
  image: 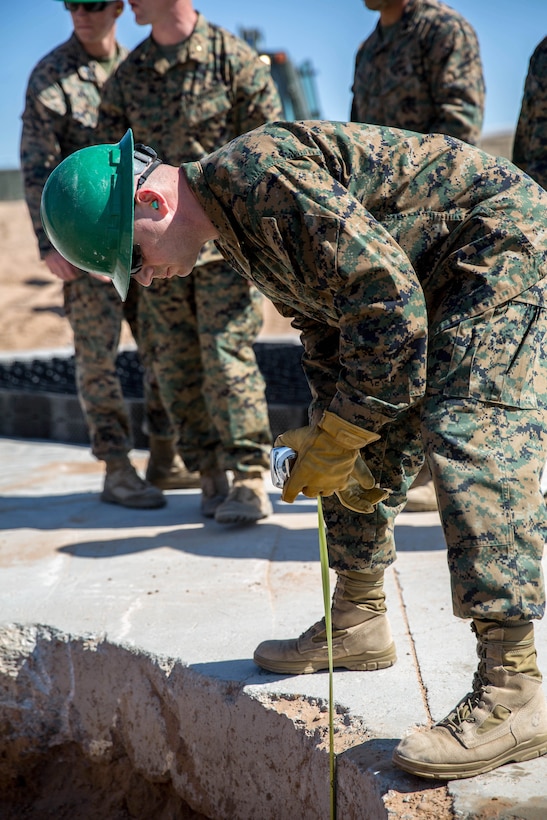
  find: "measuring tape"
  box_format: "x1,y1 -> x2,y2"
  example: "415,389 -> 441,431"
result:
270,449 -> 336,816
318,497 -> 336,819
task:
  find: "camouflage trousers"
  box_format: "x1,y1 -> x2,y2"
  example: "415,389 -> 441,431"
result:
138,261 -> 272,474
63,274 -> 172,461
322,290 -> 547,623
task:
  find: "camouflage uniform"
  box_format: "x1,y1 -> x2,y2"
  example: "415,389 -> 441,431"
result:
513,36 -> 547,190
97,13 -> 282,473
20,33 -> 172,461
351,0 -> 485,145
183,120 -> 547,623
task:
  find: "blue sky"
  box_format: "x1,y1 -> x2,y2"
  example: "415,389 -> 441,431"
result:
2,0 -> 547,168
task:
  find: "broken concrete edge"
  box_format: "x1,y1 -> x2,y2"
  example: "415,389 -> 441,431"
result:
0,621 -> 422,820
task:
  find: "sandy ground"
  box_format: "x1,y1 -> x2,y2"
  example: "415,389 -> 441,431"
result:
0,201 -> 296,356
0,201 -> 73,353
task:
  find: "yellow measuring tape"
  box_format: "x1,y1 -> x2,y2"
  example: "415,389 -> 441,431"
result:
317,497 -> 336,819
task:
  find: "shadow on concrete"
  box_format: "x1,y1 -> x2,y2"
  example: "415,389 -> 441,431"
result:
0,492 -> 184,531
0,491 -> 317,530
56,519 -> 320,562
340,737 -> 451,792
395,521 -> 445,552
2,491 -> 446,559
53,516 -> 319,562
189,657 -> 267,684
184,657 -> 362,688
53,521 -> 446,562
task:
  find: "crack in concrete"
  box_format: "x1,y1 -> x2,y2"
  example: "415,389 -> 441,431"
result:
393,565 -> 433,725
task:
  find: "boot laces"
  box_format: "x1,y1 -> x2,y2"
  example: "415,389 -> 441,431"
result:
302,618 -> 327,641
301,618 -> 347,643
439,641 -> 491,733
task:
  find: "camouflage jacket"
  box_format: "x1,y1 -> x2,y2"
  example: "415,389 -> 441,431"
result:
512,37 -> 547,190
351,0 -> 484,145
184,121 -> 547,430
98,12 -> 282,266
20,34 -> 128,257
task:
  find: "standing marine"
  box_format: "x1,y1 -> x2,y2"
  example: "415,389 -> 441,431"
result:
350,0 -> 485,512
513,36 -> 547,191
20,0 -> 192,509
96,0 -> 283,523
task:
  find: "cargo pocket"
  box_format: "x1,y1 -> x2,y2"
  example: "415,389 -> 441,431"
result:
430,302 -> 545,409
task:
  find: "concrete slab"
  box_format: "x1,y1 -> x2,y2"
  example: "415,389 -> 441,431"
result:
1,436 -> 546,818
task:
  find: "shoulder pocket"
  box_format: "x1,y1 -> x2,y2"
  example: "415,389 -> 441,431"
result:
183,88 -> 232,127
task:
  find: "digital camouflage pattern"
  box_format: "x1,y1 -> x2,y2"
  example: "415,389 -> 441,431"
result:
183,120 -> 547,621
97,12 -> 282,473
138,263 -> 271,474
351,0 -> 485,145
64,277 -> 172,458
20,34 -> 172,459
21,34 -> 128,257
513,36 -> 547,190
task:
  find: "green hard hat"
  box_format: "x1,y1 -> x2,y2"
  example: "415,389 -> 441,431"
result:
41,129 -> 134,301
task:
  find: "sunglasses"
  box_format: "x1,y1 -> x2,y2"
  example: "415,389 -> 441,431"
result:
64,2 -> 111,12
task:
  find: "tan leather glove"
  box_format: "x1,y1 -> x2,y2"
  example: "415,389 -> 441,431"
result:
275,410 -> 380,503
335,457 -> 391,513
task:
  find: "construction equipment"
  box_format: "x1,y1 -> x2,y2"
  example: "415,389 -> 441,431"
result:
241,28 -> 322,120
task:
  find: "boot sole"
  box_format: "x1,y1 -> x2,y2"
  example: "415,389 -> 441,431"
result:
253,644 -> 397,674
215,511 -> 271,524
215,504 -> 273,524
392,733 -> 547,780
100,491 -> 166,509
148,478 -> 201,490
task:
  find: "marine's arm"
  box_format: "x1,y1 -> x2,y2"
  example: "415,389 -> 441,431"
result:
20,71 -> 64,258
227,38 -> 283,134
251,166 -> 427,502
290,312 -> 344,424
248,163 -> 428,434
20,69 -> 80,280
512,38 -> 547,189
95,67 -> 131,145
423,17 -> 485,144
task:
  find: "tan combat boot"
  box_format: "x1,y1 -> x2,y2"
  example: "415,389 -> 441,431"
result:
393,620 -> 547,779
253,569 -> 397,674
101,456 -> 166,509
405,463 -> 438,512
145,435 -> 201,490
201,470 -> 230,518
215,471 -> 273,524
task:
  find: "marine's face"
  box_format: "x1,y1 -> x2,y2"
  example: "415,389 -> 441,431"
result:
131,165 -> 218,287
364,0 -> 394,11
66,1 -> 122,45
129,0 -> 173,26
131,206 -> 202,287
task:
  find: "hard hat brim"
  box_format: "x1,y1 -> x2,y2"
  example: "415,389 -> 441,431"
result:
40,129 -> 135,302
110,128 -> 134,301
